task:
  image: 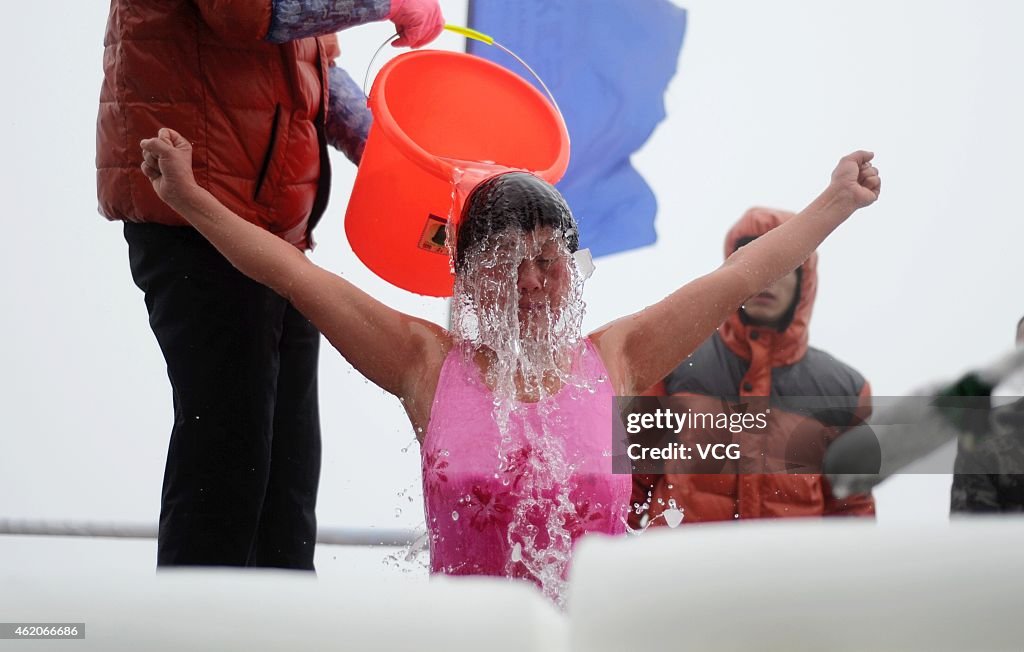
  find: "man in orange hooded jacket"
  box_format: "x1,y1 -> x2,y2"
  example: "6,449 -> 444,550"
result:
632,208 -> 875,527
96,0 -> 443,569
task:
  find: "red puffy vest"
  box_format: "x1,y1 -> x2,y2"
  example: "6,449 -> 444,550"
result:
96,0 -> 341,249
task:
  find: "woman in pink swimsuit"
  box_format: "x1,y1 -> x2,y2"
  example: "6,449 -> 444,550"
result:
138,128 -> 881,600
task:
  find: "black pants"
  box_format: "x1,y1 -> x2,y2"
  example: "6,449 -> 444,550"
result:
125,223 -> 321,570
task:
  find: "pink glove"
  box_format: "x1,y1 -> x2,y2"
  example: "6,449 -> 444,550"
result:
389,0 -> 445,48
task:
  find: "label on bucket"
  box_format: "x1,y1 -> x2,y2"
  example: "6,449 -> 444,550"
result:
418,214 -> 449,255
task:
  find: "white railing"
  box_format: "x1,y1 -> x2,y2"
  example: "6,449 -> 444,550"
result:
0,518 -> 415,547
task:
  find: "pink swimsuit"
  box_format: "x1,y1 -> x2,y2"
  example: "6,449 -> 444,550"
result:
421,337 -> 630,583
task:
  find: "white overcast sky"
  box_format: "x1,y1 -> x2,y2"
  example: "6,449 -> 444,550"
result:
1,0 -> 1021,575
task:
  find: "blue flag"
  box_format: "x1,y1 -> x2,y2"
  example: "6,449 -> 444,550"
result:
468,0 -> 687,257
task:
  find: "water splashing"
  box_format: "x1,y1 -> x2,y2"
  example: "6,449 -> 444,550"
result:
413,165 -> 628,609
662,499 -> 684,529
444,169 -> 601,607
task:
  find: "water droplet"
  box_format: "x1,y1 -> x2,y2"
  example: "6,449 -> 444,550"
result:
451,511 -> 460,521
663,507 -> 684,529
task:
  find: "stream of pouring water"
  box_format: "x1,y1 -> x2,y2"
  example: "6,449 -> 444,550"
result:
447,161 -> 591,605
386,161 -> 616,607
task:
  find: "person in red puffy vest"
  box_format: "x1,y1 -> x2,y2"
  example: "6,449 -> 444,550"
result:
96,0 -> 444,569
632,208 -> 875,528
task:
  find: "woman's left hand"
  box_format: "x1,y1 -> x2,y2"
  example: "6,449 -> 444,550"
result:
830,150 -> 882,210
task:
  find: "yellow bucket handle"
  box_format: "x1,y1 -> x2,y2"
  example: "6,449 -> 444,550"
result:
442,24 -> 494,45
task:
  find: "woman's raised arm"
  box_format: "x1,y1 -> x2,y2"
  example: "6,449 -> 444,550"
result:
140,128 -> 449,412
590,151 -> 881,395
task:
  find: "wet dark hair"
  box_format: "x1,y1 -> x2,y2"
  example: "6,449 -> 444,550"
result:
734,235 -> 802,331
455,172 -> 579,273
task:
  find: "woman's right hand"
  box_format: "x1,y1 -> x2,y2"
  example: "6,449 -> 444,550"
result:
140,128 -> 200,209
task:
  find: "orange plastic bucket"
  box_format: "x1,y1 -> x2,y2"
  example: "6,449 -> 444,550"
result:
345,50 -> 570,297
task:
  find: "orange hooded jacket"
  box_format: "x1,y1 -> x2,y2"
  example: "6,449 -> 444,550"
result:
632,208 -> 874,526
96,0 -> 341,249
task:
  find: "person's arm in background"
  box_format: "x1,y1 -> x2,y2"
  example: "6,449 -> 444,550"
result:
325,66 -> 373,164
264,0 -> 444,46
824,381 -> 876,516
192,0 -> 443,46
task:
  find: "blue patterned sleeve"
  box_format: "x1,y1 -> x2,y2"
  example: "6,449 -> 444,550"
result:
267,0 -> 392,43
326,66 -> 373,164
